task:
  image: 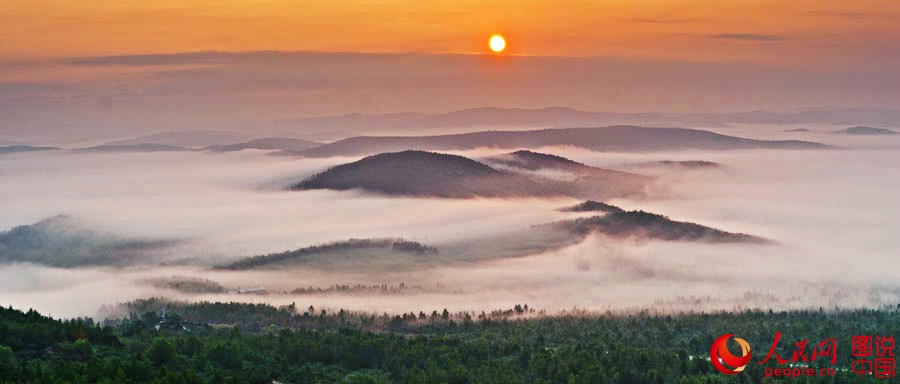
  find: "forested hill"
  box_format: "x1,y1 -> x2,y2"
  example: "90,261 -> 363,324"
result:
0,215 -> 179,268
292,150 -> 560,198
484,150 -> 589,171
292,150 -> 650,199
561,200 -> 625,213
561,210 -> 770,244
219,238 -> 438,270
2,303 -> 899,383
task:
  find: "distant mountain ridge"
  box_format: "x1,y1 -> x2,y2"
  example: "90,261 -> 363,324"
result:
203,137 -> 321,152
105,130 -> 249,147
0,145 -> 60,154
41,107 -> 875,153
288,126 -> 828,158
17,107 -> 897,149
75,143 -> 188,153
622,160 -> 722,170
266,106 -> 900,136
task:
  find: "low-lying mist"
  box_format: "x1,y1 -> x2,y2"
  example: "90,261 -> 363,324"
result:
1,134 -> 898,319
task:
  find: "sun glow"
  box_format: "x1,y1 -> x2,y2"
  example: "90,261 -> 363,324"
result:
489,35 -> 506,53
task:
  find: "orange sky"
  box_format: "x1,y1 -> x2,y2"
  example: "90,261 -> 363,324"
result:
2,0 -> 898,67
2,0 -> 899,133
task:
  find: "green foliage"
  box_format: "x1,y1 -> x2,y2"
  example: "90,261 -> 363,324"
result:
0,344 -> 14,369
146,338 -> 177,368
1,303 -> 898,383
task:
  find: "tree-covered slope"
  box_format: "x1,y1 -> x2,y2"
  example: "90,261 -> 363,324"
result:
0,216 -> 179,267
1,302 -> 898,383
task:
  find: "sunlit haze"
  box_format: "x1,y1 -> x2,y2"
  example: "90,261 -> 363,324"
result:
2,2 -> 899,382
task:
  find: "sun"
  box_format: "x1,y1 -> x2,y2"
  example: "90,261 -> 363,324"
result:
489,35 -> 506,53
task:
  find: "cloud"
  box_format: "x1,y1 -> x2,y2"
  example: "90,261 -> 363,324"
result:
0,82 -> 77,95
709,33 -> 786,41
811,11 -> 877,19
631,18 -> 697,24
58,51 -> 236,67
53,50 -> 408,67
829,12 -> 874,18
3,50 -> 900,145
1,140 -> 900,319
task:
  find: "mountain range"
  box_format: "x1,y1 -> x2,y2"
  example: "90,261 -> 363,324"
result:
0,145 -> 60,154
203,137 -> 321,152
263,106 -> 900,136
286,126 -> 828,158
75,143 -> 188,153
215,206 -> 770,270
104,130 -> 250,147
10,106 -> 896,153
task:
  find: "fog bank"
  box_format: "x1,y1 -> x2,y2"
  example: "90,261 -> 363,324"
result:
1,137 -> 898,318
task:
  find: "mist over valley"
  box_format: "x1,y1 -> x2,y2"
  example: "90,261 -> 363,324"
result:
1,124 -> 898,320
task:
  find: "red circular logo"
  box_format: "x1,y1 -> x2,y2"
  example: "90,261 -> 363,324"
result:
710,334 -> 752,374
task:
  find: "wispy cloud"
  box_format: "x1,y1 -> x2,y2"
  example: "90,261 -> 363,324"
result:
811,11 -> 877,19
59,51 -> 238,67
709,33 -> 786,41
631,18 -> 698,24
52,50 -> 421,67
3,50 -> 900,142
830,11 -> 875,18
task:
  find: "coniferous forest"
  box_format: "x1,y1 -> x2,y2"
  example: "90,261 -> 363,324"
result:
2,301 -> 898,383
